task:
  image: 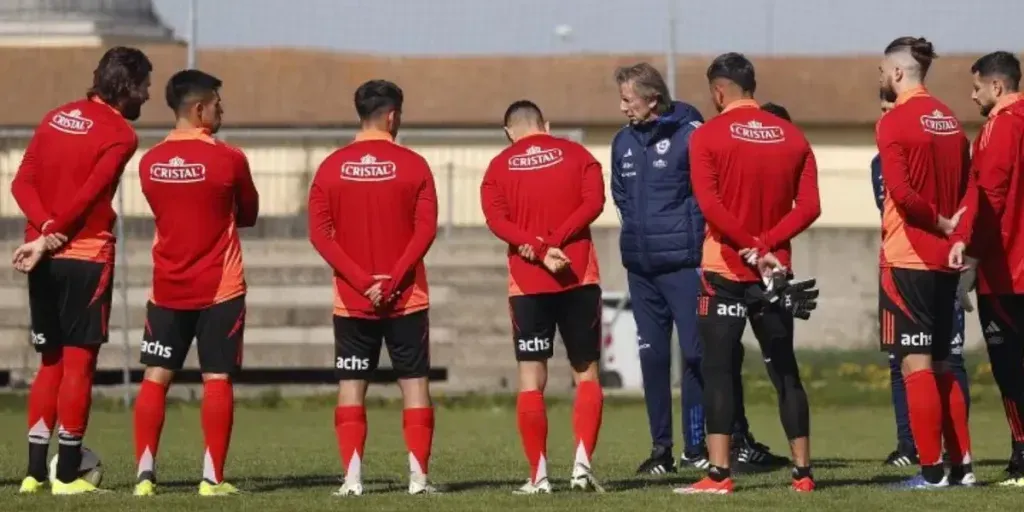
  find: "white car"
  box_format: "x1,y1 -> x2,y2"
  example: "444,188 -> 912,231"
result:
600,291 -> 643,390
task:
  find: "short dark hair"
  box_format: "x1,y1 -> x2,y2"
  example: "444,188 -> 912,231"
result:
354,80 -> 403,121
503,100 -> 545,127
971,51 -> 1022,91
760,102 -> 791,122
87,46 -> 152,105
706,52 -> 756,94
165,69 -> 222,115
884,36 -> 938,77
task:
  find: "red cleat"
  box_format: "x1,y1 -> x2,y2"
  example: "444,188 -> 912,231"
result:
792,477 -> 815,492
673,476 -> 734,495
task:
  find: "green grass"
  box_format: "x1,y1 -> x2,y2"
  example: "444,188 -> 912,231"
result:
0,397 -> 1022,511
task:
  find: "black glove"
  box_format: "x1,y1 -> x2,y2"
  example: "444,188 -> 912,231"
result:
745,271 -> 820,320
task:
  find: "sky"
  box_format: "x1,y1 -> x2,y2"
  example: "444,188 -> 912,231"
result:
149,0 -> 1024,56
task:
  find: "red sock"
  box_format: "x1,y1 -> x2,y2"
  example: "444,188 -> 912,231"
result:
937,372 -> 972,464
335,406 -> 367,482
517,390 -> 548,483
201,379 -> 234,483
904,369 -> 943,466
134,380 -> 168,477
573,381 -> 604,467
27,352 -> 63,444
56,346 -> 97,440
403,407 -> 434,476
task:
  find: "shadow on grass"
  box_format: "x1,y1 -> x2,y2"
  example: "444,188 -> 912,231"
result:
441,478 -> 525,492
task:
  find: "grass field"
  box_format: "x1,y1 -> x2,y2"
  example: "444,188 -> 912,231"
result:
0,395 -> 1022,511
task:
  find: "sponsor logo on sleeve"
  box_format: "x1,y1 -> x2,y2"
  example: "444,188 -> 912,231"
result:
341,154 -> 397,182
729,120 -> 785,144
920,110 -> 961,136
150,157 -> 207,183
48,109 -> 93,135
508,146 -> 564,171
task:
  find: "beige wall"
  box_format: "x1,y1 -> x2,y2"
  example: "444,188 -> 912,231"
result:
1,126 -> 959,229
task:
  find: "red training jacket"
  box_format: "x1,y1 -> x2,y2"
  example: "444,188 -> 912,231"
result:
308,130 -> 438,319
139,128 -> 259,309
480,133 -> 604,296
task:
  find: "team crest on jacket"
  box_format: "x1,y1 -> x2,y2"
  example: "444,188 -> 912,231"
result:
920,110 -> 960,136
150,156 -> 207,183
730,120 -> 785,143
48,109 -> 93,135
508,145 -> 564,171
655,139 -> 671,154
341,154 -> 397,182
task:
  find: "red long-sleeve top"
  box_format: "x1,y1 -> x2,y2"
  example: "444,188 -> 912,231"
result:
480,133 -> 605,296
138,128 -> 259,309
968,94 -> 1024,294
308,130 -> 438,319
689,99 -> 821,282
10,96 -> 138,263
876,87 -> 976,271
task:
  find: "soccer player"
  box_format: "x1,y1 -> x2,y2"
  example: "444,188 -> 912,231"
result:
964,50 -> 1024,486
870,94 -> 973,469
678,52 -> 821,495
131,69 -> 258,497
308,80 -> 438,497
480,100 -> 606,494
9,46 -> 151,495
875,36 -> 976,489
759,102 -> 791,122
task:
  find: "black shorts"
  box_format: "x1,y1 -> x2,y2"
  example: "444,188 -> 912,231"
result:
696,271 -> 794,361
878,268 -> 958,359
978,294 -> 1024,347
333,309 -> 430,380
140,295 -> 246,374
28,257 -> 114,353
508,284 -> 602,367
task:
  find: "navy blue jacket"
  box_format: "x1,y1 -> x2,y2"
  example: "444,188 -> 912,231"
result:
611,101 -> 705,274
870,154 -> 885,213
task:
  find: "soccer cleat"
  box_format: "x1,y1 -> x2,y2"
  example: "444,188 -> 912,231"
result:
513,477 -> 552,494
733,432 -> 790,468
680,447 -> 711,470
999,451 -> 1024,486
569,463 -> 605,493
133,479 -> 156,497
673,476 -> 734,495
792,476 -> 816,492
948,464 -> 976,486
891,473 -> 949,490
883,447 -> 920,467
51,478 -> 101,495
18,476 -> 45,494
332,481 -> 364,496
408,475 -> 440,495
636,445 -> 676,475
198,480 -> 239,497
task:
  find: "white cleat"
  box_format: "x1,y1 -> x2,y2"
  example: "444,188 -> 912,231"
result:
408,475 -> 440,495
332,481 -> 363,496
569,463 -> 605,493
513,477 -> 552,494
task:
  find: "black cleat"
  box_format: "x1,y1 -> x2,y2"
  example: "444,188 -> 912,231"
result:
732,432 -> 789,468
882,446 -> 919,467
636,445 -> 676,475
680,446 -> 710,470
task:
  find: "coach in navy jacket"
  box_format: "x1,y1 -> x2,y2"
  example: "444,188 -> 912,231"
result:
611,63 -> 709,472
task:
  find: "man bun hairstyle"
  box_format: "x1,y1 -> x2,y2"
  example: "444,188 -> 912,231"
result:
885,36 -> 939,77
971,51 -> 1022,92
88,46 -> 152,105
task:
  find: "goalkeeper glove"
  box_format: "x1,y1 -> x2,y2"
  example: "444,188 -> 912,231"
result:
745,270 -> 820,320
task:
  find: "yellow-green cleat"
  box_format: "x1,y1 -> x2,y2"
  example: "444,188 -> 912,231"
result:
198,480 -> 240,496
133,479 -> 156,496
51,478 -> 101,495
18,476 -> 45,494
